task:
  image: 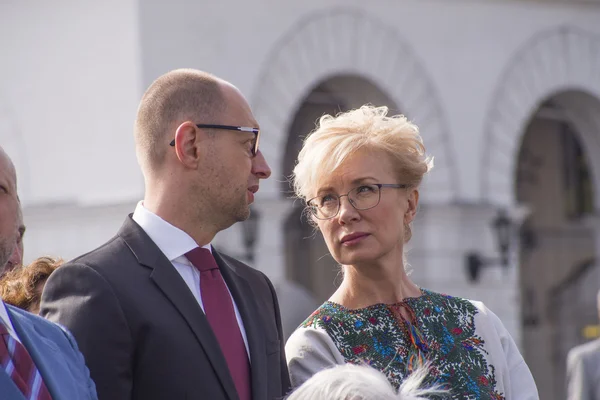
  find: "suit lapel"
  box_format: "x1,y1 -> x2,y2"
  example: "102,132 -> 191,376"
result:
214,250 -> 268,400
7,307 -> 63,400
119,217 -> 238,400
0,365 -> 26,400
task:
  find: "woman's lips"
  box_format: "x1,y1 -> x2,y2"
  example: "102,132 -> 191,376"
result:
340,233 -> 369,246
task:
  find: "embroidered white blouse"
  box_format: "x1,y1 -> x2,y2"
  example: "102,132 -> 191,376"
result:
285,289 -> 539,399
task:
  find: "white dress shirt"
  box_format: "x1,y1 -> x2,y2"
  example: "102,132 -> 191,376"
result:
132,202 -> 250,357
0,300 -> 21,343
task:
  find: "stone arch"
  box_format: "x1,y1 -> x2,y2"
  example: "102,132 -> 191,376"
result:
250,7 -> 457,203
481,26 -> 600,206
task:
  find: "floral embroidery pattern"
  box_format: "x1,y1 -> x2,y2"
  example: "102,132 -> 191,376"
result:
301,289 -> 505,400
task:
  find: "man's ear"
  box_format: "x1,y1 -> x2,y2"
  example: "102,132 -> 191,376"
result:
173,122 -> 201,169
404,188 -> 419,224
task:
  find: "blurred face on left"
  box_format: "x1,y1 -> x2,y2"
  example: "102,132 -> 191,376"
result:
0,150 -> 19,275
5,207 -> 25,272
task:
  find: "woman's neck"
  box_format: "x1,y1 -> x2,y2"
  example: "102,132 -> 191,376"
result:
329,258 -> 422,310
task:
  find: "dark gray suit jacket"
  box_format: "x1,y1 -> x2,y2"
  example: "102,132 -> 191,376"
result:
567,338 -> 600,400
40,216 -> 290,400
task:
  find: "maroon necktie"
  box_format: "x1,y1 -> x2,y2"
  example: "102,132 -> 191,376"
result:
185,248 -> 251,400
0,322 -> 53,400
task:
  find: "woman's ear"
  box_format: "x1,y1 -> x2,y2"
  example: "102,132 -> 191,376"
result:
404,188 -> 419,224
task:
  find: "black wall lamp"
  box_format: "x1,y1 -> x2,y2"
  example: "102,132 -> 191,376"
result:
465,209 -> 513,282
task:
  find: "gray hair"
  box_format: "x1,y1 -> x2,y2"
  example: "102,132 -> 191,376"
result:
286,364 -> 445,400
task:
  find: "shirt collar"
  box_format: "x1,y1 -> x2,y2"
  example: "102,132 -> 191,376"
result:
132,201 -> 211,263
0,300 -> 18,339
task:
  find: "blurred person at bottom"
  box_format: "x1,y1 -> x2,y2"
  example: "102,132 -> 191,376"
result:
0,146 -> 97,400
286,363 -> 445,400
285,105 -> 539,399
1,257 -> 62,314
566,289 -> 600,400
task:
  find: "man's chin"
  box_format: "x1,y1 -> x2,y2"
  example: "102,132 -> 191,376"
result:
3,262 -> 18,274
0,256 -> 11,277
0,264 -> 9,278
217,206 -> 251,230
237,207 -> 251,222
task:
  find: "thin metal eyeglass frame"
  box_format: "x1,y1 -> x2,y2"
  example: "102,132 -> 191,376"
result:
169,124 -> 260,156
307,183 -> 408,220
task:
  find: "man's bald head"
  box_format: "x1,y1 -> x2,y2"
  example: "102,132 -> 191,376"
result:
0,148 -> 16,182
134,69 -> 228,174
0,146 -> 19,274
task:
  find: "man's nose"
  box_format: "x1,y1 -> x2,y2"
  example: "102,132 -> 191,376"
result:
8,244 -> 22,267
252,150 -> 272,179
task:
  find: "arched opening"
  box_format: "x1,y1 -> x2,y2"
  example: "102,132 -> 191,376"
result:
280,75 -> 397,337
516,91 -> 598,400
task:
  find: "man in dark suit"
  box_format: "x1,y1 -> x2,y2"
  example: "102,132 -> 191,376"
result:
567,290 -> 600,400
0,146 -> 97,400
40,69 -> 291,400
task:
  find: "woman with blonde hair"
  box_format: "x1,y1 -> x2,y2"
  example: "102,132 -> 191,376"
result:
285,105 -> 538,399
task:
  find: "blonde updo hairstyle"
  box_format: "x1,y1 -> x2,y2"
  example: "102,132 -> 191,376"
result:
292,105 -> 433,242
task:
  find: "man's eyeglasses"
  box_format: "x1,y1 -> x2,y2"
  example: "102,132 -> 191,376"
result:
170,124 -> 261,157
307,183 -> 408,220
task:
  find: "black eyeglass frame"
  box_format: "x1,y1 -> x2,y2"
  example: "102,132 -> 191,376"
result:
169,124 -> 261,156
307,183 -> 408,220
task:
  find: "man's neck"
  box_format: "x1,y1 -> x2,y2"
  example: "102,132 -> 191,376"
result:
142,198 -> 218,247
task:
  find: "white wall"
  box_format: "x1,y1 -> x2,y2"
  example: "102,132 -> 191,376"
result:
0,0 -> 143,207
22,201 -> 137,263
3,0 -> 598,210
0,0 -> 144,264
139,0 -> 600,203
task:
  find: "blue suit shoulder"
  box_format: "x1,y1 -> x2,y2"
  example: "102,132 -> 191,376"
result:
6,304 -> 98,400
7,303 -> 73,342
569,338 -> 600,362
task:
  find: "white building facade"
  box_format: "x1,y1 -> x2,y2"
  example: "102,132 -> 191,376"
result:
2,1 -> 600,398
